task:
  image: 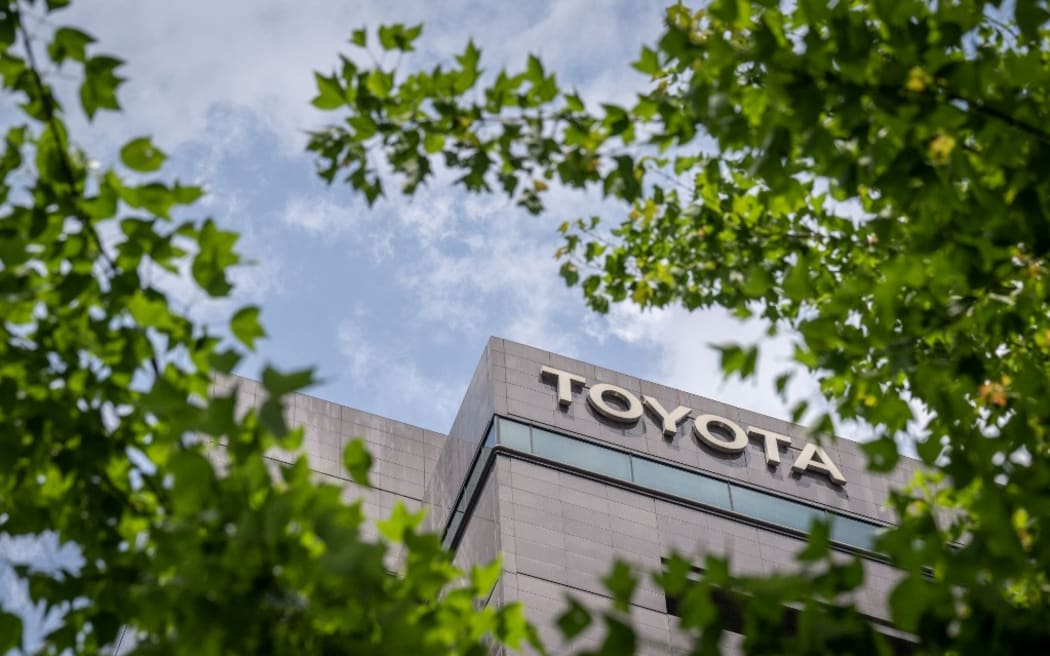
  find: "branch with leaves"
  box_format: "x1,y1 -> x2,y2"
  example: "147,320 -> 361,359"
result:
310,0 -> 1050,651
0,1 -> 538,654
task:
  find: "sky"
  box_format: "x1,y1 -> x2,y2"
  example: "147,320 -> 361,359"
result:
44,0 -> 828,435
1,4 -> 866,648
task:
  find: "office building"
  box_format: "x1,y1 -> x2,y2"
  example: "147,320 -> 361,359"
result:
213,337 -> 915,654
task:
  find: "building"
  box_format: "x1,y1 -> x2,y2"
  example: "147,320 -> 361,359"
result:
214,337 -> 915,654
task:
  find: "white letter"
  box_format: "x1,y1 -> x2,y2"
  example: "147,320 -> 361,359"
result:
643,395 -> 692,437
692,414 -> 748,453
791,443 -> 847,486
540,366 -> 586,407
747,427 -> 792,466
587,383 -> 643,423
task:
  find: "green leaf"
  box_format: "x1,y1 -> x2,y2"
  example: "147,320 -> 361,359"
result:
717,343 -> 758,379
191,218 -> 238,294
632,46 -> 660,76
797,517 -> 831,561
470,557 -> 502,596
169,450 -> 216,514
423,132 -> 445,154
173,183 -> 204,204
230,306 -> 265,349
79,55 -> 124,119
594,615 -> 636,656
602,560 -> 637,612
377,500 -> 425,542
377,23 -> 422,52
556,597 -> 591,639
888,576 -> 935,632
48,27 -> 95,64
365,70 -> 393,98
312,72 -> 345,110
0,611 -> 22,652
861,436 -> 900,473
261,366 -> 315,397
350,28 -> 367,47
342,437 -> 373,487
1015,2 -> 1050,41
120,136 -> 166,172
774,372 -> 793,395
208,348 -> 242,374
454,40 -> 481,93
559,261 -> 579,286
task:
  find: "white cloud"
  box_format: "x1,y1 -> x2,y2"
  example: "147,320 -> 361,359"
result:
281,195 -> 356,235
336,312 -> 462,426
61,1 -> 663,153
385,183 -> 611,353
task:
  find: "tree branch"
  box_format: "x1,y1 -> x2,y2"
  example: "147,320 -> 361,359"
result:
14,2 -> 119,275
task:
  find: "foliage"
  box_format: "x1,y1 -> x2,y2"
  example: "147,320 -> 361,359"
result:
0,0 -> 536,654
309,0 -> 1050,652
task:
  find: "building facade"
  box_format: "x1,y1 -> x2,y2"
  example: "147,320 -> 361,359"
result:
216,337 -> 915,654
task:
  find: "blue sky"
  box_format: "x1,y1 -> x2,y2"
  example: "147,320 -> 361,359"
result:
55,0 -> 819,433
2,5 -> 874,647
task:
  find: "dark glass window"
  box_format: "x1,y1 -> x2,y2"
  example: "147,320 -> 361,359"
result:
531,427 -> 632,480
498,418 -> 532,451
632,457 -> 731,509
830,513 -> 880,551
444,510 -> 465,548
730,485 -> 826,533
475,417 -> 888,556
442,423 -> 496,548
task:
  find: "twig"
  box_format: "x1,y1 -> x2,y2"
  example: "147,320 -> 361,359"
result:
14,2 -> 119,275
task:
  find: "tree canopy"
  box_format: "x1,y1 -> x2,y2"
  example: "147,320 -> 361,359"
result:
0,1 -> 534,654
307,0 -> 1050,652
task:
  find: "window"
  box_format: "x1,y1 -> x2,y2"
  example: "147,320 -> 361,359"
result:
468,417 -> 888,555
730,485 -> 826,533
830,513 -> 880,551
497,418 -> 531,451
632,457 -> 731,509
442,422 -> 496,549
531,427 -> 632,480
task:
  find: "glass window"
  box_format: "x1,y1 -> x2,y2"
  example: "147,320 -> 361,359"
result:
530,428 -> 632,480
487,418 -> 887,556
443,426 -> 497,549
443,510 -> 465,548
830,513 -> 881,551
458,451 -> 488,512
498,418 -> 532,451
730,485 -> 826,532
631,457 -> 731,509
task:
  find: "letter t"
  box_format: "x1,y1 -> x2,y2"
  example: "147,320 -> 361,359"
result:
540,366 -> 586,407
747,427 -> 792,466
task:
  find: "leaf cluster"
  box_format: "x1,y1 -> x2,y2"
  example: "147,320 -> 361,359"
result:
310,2 -> 1050,652
0,2 -> 537,654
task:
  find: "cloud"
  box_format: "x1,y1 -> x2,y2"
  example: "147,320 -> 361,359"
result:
316,180 -> 632,428
46,0 -> 871,442
281,195 -> 356,235
61,1 -> 664,153
336,312 -> 462,427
